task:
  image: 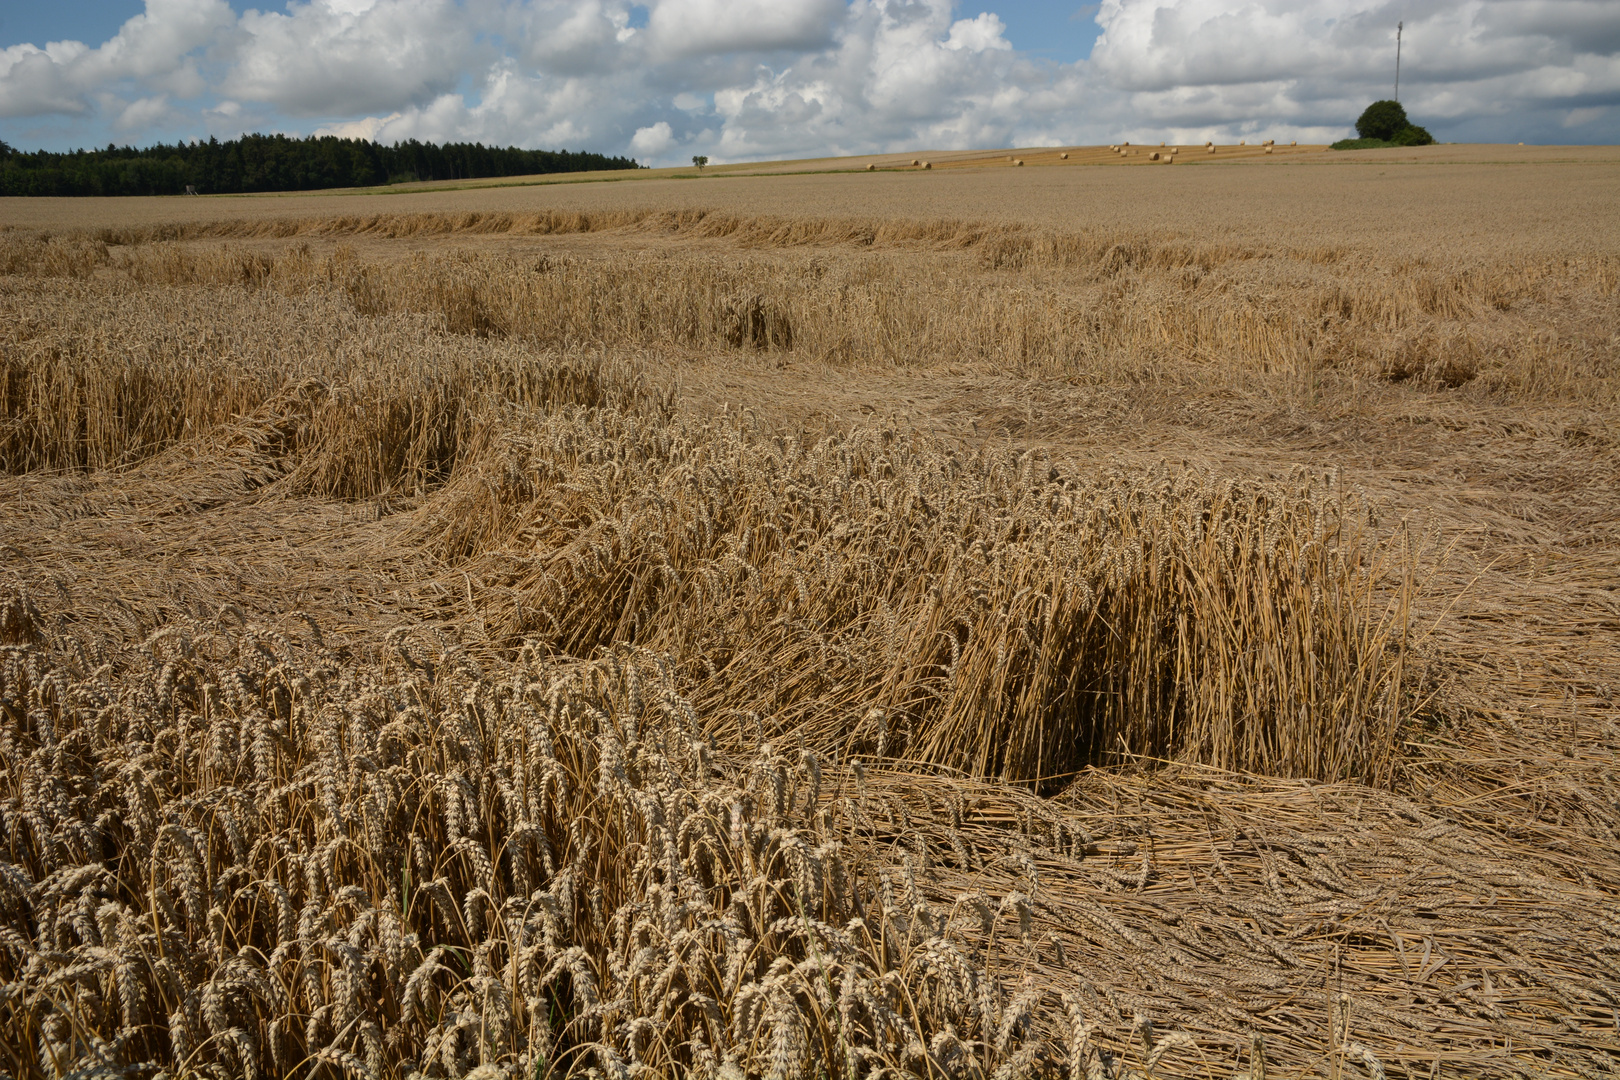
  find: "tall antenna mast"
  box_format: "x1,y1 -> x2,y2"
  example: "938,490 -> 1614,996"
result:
1395,21 -> 1403,102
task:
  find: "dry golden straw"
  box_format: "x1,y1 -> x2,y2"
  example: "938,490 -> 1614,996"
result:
1,197 -> 1616,1078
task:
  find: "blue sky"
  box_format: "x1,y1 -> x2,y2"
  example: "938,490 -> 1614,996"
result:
2,0 -> 1617,158
1,3 -> 146,53
968,2 -> 1104,62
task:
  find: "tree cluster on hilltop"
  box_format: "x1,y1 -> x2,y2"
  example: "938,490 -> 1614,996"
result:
0,134 -> 641,196
1332,100 -> 1435,149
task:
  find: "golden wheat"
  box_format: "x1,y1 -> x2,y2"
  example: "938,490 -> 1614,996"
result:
407,409 -> 1409,783
5,226 -> 1611,443
2,197 -> 1617,1078
7,146 -> 1616,262
0,625 -> 1115,1078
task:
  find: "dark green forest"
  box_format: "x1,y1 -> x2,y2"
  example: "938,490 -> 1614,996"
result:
0,134 -> 641,196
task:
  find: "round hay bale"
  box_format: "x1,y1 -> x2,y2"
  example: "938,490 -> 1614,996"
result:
1239,139 -> 1247,146
911,159 -> 920,166
1290,140 -> 1297,146
1060,151 -> 1069,159
1159,141 -> 1166,147
1014,158 -> 1024,166
1208,145 -> 1216,153
1149,151 -> 1161,161
1205,140 -> 1213,147
1121,141 -> 1130,147
922,161 -> 932,169
865,163 -> 876,171
1265,146 -> 1273,153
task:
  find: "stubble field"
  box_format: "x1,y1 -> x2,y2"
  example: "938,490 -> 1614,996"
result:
2,145 -> 1618,1079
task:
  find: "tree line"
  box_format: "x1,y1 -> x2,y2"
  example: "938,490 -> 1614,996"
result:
0,133 -> 642,196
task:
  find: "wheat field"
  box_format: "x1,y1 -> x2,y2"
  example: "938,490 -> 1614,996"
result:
2,151 -> 1618,1079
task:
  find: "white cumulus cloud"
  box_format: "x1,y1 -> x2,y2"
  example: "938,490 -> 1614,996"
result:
224,0 -> 478,116
2,0 -> 1618,155
1091,0 -> 1620,141
116,94 -> 175,130
630,119 -> 675,154
945,12 -> 1013,52
0,0 -> 232,120
645,0 -> 847,58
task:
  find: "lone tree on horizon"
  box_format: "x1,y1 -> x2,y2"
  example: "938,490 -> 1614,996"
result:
1355,100 -> 1435,146
1357,100 -> 1408,141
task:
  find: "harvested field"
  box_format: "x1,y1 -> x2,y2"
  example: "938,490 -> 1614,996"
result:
2,149 -> 1618,1079
6,142 -> 1619,253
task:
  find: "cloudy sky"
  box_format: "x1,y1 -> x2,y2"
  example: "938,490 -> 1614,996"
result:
2,0 -> 1617,161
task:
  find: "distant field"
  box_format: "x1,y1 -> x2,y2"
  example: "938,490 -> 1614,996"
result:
2,145 -> 1617,1079
6,142 -> 1619,255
